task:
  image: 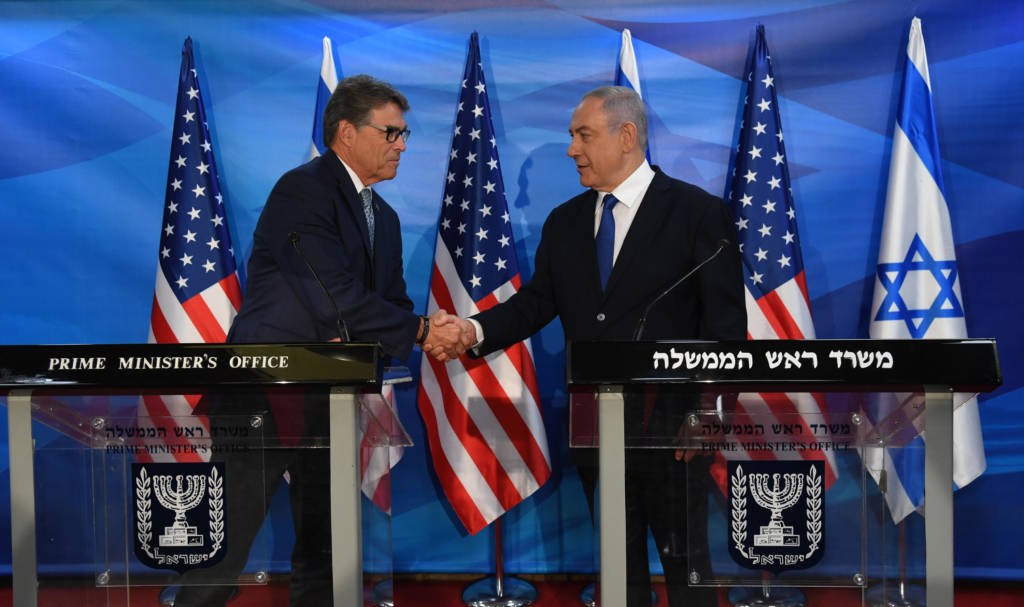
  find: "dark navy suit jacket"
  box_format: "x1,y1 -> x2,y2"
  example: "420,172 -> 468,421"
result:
473,168 -> 746,351
228,152 -> 419,360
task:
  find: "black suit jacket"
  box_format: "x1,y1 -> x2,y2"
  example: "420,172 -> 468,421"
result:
473,168 -> 746,351
228,152 -> 419,360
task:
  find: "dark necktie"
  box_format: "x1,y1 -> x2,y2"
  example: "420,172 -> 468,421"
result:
595,193 -> 618,290
360,187 -> 375,255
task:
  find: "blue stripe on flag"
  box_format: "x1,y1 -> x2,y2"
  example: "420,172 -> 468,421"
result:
311,78 -> 332,156
890,434 -> 925,509
896,57 -> 945,193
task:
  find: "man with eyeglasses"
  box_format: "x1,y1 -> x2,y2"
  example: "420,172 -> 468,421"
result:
174,74 -> 463,606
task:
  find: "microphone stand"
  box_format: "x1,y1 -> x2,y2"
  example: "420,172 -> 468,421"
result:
289,232 -> 351,342
632,238 -> 730,340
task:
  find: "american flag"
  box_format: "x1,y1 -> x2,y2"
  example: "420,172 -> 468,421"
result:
417,33 -> 551,535
139,38 -> 242,463
721,25 -> 837,490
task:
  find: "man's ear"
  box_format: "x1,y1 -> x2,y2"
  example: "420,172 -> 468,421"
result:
335,120 -> 356,148
619,121 -> 638,154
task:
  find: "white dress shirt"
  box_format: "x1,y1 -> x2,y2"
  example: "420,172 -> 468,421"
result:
468,160 -> 656,348
593,160 -> 656,265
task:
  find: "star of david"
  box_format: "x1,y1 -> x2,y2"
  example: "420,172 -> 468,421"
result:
874,234 -> 964,338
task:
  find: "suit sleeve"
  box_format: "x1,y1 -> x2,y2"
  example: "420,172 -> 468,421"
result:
258,171 -> 419,360
693,196 -> 747,341
470,211 -> 561,357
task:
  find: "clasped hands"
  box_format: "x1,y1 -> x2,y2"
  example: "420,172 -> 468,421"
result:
422,309 -> 477,362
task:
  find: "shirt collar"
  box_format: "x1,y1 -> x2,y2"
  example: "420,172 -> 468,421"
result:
599,160 -> 655,208
334,152 -> 368,193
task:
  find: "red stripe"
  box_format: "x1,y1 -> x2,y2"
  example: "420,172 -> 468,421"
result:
433,270 -> 544,412
710,394 -> 838,493
372,471 -> 391,512
755,393 -> 838,488
462,356 -> 551,485
794,271 -> 812,311
416,381 -> 489,534
181,293 -> 227,343
431,269 -> 549,485
476,291 -> 499,311
423,353 -> 524,512
219,273 -> 243,311
756,290 -> 805,339
139,395 -> 205,463
150,296 -> 178,344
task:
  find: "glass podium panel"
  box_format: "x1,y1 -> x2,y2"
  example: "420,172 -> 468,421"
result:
13,384 -> 410,606
568,386 -> 960,607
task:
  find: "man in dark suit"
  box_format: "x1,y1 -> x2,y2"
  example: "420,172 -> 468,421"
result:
175,75 -> 463,606
456,86 -> 746,606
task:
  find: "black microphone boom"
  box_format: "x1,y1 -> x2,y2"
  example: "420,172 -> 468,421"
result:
631,238 -> 731,341
289,231 -> 351,342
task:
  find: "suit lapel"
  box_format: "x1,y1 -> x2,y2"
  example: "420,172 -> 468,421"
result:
321,153 -> 373,260
601,171 -> 670,302
574,190 -> 605,298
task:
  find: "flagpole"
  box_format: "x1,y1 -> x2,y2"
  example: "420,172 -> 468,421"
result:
461,514 -> 537,607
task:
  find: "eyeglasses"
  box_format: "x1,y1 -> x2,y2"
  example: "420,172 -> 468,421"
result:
365,123 -> 411,143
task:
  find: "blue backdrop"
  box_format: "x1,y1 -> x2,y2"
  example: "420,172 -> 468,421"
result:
1,0 -> 1021,580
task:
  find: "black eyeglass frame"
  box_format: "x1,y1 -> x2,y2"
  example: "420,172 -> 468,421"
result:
365,123 -> 411,143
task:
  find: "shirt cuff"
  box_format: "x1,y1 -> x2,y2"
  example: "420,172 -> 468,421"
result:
467,318 -> 484,351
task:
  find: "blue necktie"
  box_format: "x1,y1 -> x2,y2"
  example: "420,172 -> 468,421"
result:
360,187 -> 375,255
595,193 -> 617,290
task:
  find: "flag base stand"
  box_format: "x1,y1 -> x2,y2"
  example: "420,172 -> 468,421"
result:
372,578 -> 395,607
461,575 -> 537,607
865,581 -> 925,607
728,585 -> 806,607
579,582 -> 656,606
462,518 -> 537,607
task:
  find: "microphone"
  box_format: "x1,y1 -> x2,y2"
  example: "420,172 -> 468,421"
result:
631,238 -> 731,340
288,231 -> 351,342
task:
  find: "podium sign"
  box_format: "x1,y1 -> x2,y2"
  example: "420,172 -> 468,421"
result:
1,343 -> 410,607
568,339 -> 999,607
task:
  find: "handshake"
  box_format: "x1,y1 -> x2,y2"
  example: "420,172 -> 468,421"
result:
421,309 -> 478,362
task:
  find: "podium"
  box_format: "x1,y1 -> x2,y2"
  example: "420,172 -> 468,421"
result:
567,339 -> 1000,607
0,343 -> 411,606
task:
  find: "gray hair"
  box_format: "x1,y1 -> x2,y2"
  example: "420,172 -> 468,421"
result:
582,85 -> 647,151
322,74 -> 410,148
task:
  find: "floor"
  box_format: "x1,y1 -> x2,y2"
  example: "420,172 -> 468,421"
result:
13,577 -> 1024,606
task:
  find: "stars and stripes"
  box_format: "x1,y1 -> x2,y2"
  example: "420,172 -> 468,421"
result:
417,32 -> 551,535
721,25 -> 837,490
310,36 -> 338,160
139,38 -> 242,463
867,17 -> 985,523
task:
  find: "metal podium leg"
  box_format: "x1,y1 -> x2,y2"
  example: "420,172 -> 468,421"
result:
924,387 -> 953,607
330,387 -> 363,607
9,389 -> 37,606
598,386 -> 626,607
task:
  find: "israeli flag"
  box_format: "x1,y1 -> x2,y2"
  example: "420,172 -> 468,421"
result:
614,29 -> 650,161
310,36 -> 338,160
868,17 -> 986,523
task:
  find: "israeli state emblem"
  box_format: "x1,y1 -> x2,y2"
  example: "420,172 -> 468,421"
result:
727,460 -> 824,573
132,463 -> 226,573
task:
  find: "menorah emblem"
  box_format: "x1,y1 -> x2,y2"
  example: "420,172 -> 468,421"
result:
154,473 -> 207,547
750,472 -> 804,547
